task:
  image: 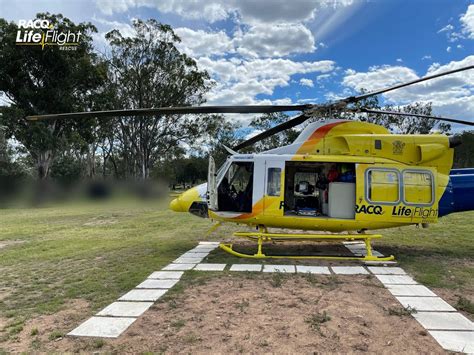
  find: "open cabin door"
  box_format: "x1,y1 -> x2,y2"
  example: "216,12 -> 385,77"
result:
263,159 -> 285,217
356,163 -> 438,224
207,156 -> 217,210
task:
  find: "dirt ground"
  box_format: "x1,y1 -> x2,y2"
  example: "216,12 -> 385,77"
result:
1,273 -> 449,354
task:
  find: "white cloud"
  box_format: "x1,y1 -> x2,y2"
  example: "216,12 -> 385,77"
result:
235,23 -> 315,58
446,46 -> 451,53
421,55 -> 432,61
342,65 -> 418,92
396,58 -> 403,63
244,129 -> 263,140
174,28 -> 233,57
299,78 -> 314,87
341,56 -> 474,122
96,0 -> 354,25
196,57 -> 335,118
176,23 -> 316,59
437,24 -> 454,33
316,73 -> 331,81
460,4 -> 474,39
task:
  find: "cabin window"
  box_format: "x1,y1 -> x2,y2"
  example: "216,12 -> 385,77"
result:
267,168 -> 281,196
403,170 -> 434,205
367,169 -> 400,203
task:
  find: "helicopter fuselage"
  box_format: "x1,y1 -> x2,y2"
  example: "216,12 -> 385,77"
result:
170,120 -> 473,232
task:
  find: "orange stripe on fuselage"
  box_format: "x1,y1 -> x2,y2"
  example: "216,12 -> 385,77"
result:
231,198 -> 264,220
295,121 -> 346,155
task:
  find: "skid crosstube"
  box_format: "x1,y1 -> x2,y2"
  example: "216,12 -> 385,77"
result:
219,231 -> 395,261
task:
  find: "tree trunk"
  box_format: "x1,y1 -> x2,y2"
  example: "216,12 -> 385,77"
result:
86,144 -> 96,179
36,151 -> 53,180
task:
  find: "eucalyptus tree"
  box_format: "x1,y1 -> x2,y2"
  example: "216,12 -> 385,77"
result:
0,13 -> 106,179
105,19 -> 217,180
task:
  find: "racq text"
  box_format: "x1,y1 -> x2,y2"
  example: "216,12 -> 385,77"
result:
15,19 -> 82,47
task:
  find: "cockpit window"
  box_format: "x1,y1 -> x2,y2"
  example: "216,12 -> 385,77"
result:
217,161 -> 253,212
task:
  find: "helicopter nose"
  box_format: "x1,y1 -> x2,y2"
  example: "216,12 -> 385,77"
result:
170,197 -> 186,212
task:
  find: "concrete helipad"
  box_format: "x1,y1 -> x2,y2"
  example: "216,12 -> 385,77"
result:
296,265 -> 331,274
148,271 -> 183,279
97,301 -> 153,317
375,274 -> 417,285
229,264 -> 262,272
67,241 -> 474,353
396,296 -> 456,312
119,289 -> 167,302
386,284 -> 437,297
332,266 -> 369,275
263,264 -> 296,273
68,317 -> 136,338
367,266 -> 406,274
136,279 -> 179,289
194,263 -> 226,271
173,257 -> 204,264
428,331 -> 474,353
162,263 -> 196,271
413,312 -> 474,330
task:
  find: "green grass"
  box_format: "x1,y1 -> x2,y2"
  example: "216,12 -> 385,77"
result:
305,311 -> 331,333
0,197 -> 224,339
0,197 -> 472,343
376,211 -> 474,290
455,296 -> 474,315
388,306 -> 417,317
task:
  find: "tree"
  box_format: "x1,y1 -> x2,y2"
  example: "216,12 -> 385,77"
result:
453,131 -> 474,168
340,89 -> 450,134
104,19 -> 217,180
0,13 -> 106,179
248,112 -> 299,152
0,113 -> 28,201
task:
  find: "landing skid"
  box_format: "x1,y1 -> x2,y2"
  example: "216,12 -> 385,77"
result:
219,230 -> 395,261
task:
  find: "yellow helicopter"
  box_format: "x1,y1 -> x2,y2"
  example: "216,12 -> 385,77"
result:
28,65 -> 474,261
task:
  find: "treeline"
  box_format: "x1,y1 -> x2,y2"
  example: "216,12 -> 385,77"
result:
0,13 -> 472,190
0,14 -> 241,187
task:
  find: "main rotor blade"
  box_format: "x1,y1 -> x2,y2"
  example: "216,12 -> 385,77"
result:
233,113 -> 310,151
356,108 -> 474,126
344,65 -> 474,103
26,105 -> 312,121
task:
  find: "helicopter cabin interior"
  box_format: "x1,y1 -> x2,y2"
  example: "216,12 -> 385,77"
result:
216,160 -> 357,219
217,161 -> 254,213
283,162 -> 356,219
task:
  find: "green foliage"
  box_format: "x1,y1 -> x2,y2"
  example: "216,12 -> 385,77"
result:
305,311 -> 331,333
455,296 -> 474,314
153,156 -> 208,186
103,19 -> 219,180
247,112 -> 299,152
0,13 -> 106,179
48,330 -> 63,341
453,130 -> 474,168
270,272 -> 284,287
340,89 -> 450,134
388,306 -> 417,316
171,319 -> 186,329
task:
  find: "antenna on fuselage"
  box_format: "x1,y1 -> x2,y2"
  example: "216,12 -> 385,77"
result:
223,145 -> 238,155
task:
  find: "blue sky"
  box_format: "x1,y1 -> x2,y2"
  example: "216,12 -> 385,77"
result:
1,0 -> 473,128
